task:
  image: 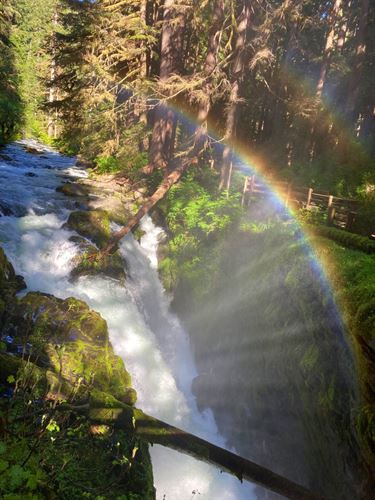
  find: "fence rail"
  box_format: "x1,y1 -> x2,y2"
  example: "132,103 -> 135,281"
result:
241,176 -> 360,230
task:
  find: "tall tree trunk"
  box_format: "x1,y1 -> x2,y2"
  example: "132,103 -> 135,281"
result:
219,0 -> 251,190
47,11 -> 58,139
149,0 -> 186,171
308,0 -> 342,162
316,0 -> 342,98
345,0 -> 369,125
100,1 -> 225,255
193,0 -> 225,153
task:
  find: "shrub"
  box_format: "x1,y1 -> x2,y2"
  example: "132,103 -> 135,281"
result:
307,225 -> 375,254
94,155 -> 121,174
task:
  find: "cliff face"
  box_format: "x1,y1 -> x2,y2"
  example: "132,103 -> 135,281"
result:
0,246 -> 155,499
163,224 -> 362,499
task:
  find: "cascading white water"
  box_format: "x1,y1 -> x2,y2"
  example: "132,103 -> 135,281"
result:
0,141 -> 255,499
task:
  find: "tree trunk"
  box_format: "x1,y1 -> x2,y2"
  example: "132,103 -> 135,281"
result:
47,11 -> 58,139
345,0 -> 369,124
88,403 -> 325,500
193,0 -> 225,153
102,158 -> 195,255
316,0 -> 342,98
45,399 -> 324,500
149,0 -> 187,171
100,1 -> 224,255
219,0 -> 251,190
308,0 -> 343,161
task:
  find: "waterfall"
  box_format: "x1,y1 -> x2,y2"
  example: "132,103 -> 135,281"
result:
0,141 -> 255,499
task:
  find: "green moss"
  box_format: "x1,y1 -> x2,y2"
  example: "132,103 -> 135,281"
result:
0,247 -> 26,306
0,251 -> 152,497
2,291 -> 134,402
71,248 -> 126,283
310,234 -> 375,475
56,182 -> 90,197
107,207 -> 132,226
133,227 -> 146,242
64,210 -> 111,248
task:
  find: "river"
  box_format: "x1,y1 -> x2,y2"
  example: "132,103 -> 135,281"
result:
0,140 -> 255,499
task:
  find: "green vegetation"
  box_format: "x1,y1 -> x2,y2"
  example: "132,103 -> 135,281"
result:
160,206 -> 361,497
158,170 -> 243,292
0,0 -> 374,496
305,225 -> 375,254
0,246 -> 154,499
94,156 -> 121,175
0,391 -> 153,500
310,234 -> 375,476
0,1 -> 23,143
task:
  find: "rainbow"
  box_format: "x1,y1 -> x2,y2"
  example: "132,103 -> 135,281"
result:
150,96 -> 354,352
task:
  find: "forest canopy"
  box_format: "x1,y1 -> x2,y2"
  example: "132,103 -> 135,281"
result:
0,0 -> 373,195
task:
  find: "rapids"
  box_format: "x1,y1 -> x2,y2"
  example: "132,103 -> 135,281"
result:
0,140 -> 255,499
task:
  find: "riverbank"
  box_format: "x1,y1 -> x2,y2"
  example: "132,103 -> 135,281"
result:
0,141 -> 256,499
155,183 -> 374,498
0,140 -> 155,499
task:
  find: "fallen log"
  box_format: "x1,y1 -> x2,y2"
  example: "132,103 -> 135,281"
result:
20,395 -> 324,499
88,402 -> 325,500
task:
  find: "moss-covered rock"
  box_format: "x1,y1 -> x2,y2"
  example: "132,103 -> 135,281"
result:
0,247 -> 153,498
0,247 -> 26,326
64,209 -> 111,248
70,245 -> 126,283
56,182 -> 91,197
0,247 -> 26,301
2,292 -> 133,402
106,205 -> 132,226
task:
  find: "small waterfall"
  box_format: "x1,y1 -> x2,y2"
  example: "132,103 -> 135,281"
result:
0,141 -> 255,499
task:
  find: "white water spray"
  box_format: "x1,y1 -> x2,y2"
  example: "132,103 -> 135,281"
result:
0,141 -> 255,499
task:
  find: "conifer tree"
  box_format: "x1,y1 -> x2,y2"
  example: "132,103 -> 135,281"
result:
0,0 -> 22,143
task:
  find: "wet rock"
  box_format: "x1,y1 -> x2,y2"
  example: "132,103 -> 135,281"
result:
64,209 -> 111,248
0,247 -> 26,304
119,387 -> 137,405
76,158 -> 93,169
3,291 -> 133,401
70,247 -> 126,283
0,203 -> 14,216
25,172 -> 37,177
24,146 -> 44,155
0,153 -> 12,162
68,234 -> 126,283
57,182 -> 91,197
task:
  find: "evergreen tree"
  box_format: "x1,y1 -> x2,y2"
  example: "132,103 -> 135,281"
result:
11,0 -> 58,138
0,0 -> 22,143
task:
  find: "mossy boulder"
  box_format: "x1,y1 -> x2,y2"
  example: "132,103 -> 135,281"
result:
70,244 -> 126,283
0,247 -> 25,323
3,292 -> 134,402
64,209 -> 111,248
57,182 -> 91,197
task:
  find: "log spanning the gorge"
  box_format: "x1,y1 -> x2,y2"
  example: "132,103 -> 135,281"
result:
88,402 -> 325,500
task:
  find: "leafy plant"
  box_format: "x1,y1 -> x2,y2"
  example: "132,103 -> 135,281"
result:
307,225 -> 375,254
94,155 -> 121,174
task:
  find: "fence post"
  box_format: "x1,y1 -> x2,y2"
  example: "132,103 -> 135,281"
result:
250,174 -> 255,192
285,183 -> 292,208
346,211 -> 356,231
241,177 -> 248,207
327,195 -> 333,208
327,206 -> 336,226
306,188 -> 313,208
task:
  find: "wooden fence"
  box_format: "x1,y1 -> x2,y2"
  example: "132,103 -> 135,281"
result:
241,175 -> 359,230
